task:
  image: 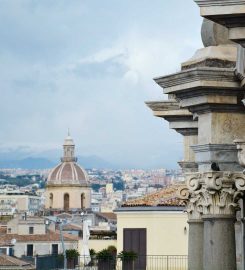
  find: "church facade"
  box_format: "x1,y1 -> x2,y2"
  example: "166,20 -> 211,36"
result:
45,134 -> 91,212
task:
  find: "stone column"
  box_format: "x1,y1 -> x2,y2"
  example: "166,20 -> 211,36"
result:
152,18 -> 245,270
188,219 -> 203,270
184,172 -> 245,270
178,183 -> 203,270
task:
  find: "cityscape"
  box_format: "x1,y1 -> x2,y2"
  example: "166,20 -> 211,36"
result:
0,1 -> 245,270
0,166 -> 183,215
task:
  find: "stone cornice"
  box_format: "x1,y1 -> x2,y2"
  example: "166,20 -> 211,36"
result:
191,144 -> 237,153
154,67 -> 240,94
145,100 -> 195,121
194,0 -> 245,31
195,0 -> 245,7
178,161 -> 198,172
46,184 -> 90,188
173,128 -> 198,136
145,100 -> 180,111
187,103 -> 245,114
145,100 -> 198,134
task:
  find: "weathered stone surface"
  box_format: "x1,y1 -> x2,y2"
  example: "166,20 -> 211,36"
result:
201,18 -> 233,47
146,100 -> 198,170
188,220 -> 204,270
148,3 -> 245,269
195,0 -> 245,47
234,140 -> 245,170
192,144 -> 243,171
155,67 -> 240,94
184,171 -> 245,216
181,45 -> 236,70
198,113 -> 245,144
178,161 -> 198,173
203,215 -> 237,270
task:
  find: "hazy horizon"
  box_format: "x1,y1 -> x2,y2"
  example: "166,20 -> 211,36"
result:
0,0 -> 203,169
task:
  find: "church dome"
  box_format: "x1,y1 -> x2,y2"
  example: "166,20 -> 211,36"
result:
47,134 -> 89,187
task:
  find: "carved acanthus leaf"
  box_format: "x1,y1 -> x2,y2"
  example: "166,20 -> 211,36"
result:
184,172 -> 245,217
176,185 -> 190,200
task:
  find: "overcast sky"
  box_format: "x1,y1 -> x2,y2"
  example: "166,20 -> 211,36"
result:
0,0 -> 203,168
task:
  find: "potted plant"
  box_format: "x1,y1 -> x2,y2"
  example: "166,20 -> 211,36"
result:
96,248 -> 115,270
118,251 -> 138,270
66,249 -> 80,269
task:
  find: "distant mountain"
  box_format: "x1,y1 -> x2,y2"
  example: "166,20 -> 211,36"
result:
0,157 -> 55,170
77,155 -> 116,169
0,149 -> 117,169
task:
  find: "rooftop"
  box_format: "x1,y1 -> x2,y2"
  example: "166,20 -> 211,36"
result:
0,229 -> 78,245
0,255 -> 35,269
121,185 -> 185,207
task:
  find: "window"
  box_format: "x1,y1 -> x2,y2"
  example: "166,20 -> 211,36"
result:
0,248 -> 7,255
51,244 -> 58,255
64,193 -> 69,211
29,227 -> 34,234
49,193 -> 53,208
7,228 -> 11,233
27,244 -> 33,257
81,193 -> 85,209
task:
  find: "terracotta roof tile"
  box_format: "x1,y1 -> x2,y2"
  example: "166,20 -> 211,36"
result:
63,224 -> 82,231
96,212 -> 117,220
122,186 -> 185,207
0,227 -> 7,234
0,230 -> 78,244
0,255 -> 35,269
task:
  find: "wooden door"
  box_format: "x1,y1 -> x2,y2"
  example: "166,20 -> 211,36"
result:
123,228 -> 147,270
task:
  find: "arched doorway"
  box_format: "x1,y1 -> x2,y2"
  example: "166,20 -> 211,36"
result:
64,193 -> 69,211
49,193 -> 53,208
81,193 -> 85,209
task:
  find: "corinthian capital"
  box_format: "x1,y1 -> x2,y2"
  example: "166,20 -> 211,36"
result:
184,172 -> 245,217
177,176 -> 203,220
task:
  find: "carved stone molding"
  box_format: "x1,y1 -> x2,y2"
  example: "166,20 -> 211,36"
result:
178,172 -> 245,219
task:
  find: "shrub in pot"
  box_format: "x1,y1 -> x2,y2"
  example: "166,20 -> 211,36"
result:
118,251 -> 138,270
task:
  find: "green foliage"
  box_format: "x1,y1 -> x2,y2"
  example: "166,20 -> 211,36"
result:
91,183 -> 103,192
96,246 -> 117,261
96,249 -> 113,261
65,249 -> 80,259
118,251 -> 138,261
113,181 -> 124,190
107,245 -> 117,254
0,173 -> 45,188
89,249 -> 96,256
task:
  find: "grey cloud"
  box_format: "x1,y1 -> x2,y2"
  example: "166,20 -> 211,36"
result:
0,0 -> 202,168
